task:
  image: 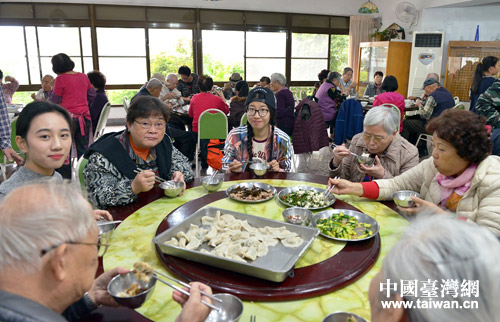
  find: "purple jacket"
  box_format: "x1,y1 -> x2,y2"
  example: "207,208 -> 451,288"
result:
275,87 -> 295,136
317,81 -> 337,122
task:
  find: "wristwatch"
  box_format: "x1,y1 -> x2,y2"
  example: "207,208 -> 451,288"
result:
83,292 -> 99,311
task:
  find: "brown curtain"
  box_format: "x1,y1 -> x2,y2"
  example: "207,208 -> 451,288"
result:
349,15 -> 373,83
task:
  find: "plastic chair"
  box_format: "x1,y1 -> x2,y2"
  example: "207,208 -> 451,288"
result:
195,109 -> 228,177
380,103 -> 402,132
416,133 -> 433,157
73,156 -> 88,194
94,102 -> 112,140
0,117 -> 23,164
454,96 -> 460,105
123,97 -> 130,113
240,113 -> 248,126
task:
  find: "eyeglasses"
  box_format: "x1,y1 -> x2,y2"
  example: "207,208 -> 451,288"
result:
363,132 -> 389,143
134,120 -> 166,130
40,236 -> 110,257
247,108 -> 269,117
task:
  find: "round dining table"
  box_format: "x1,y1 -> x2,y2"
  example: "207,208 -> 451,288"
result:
78,172 -> 409,322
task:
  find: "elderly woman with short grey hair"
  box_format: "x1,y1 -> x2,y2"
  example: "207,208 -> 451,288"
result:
369,215 -> 500,322
270,72 -> 295,137
330,105 -> 418,181
317,71 -> 346,138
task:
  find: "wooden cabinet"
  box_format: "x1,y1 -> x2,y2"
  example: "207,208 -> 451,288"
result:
357,41 -> 412,97
444,41 -> 500,101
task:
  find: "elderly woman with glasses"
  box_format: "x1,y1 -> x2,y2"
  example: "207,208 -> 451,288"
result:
330,105 -> 419,181
84,96 -> 194,209
329,109 -> 500,236
223,87 -> 293,173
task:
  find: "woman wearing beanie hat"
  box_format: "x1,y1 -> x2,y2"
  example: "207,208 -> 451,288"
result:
222,87 -> 294,172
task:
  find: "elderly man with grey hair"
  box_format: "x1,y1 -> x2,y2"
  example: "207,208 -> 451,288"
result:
330,105 -> 418,181
163,73 -> 184,108
270,72 -> 295,137
0,181 -> 213,322
131,78 -> 163,102
369,215 -> 500,322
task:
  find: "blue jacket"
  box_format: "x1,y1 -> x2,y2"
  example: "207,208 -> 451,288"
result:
334,99 -> 364,145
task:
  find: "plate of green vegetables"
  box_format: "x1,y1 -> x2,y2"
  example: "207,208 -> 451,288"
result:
277,186 -> 335,210
312,209 -> 379,242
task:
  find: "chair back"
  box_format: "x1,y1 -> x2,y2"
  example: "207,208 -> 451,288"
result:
380,103 -> 402,131
198,109 -> 228,140
195,109 -> 228,176
454,96 -> 460,105
123,97 -> 130,113
73,156 -> 88,194
0,117 -> 23,164
94,102 -> 112,140
240,112 -> 248,126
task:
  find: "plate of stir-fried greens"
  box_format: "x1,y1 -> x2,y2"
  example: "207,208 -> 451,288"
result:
277,186 -> 335,210
312,209 -> 379,241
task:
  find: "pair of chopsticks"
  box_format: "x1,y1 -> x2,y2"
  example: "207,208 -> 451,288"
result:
330,144 -> 359,158
153,269 -> 221,311
133,168 -> 166,184
324,176 -> 340,199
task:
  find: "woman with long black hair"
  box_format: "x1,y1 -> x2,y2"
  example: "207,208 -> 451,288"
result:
470,56 -> 499,113
222,87 -> 294,173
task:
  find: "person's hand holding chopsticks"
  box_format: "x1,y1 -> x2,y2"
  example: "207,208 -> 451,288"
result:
131,169 -> 156,194
173,282 -> 213,322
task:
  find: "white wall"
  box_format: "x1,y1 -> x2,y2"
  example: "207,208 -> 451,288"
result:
420,4 -> 500,76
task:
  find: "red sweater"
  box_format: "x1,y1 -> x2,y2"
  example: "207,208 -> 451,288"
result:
189,92 -> 229,132
373,92 -> 405,132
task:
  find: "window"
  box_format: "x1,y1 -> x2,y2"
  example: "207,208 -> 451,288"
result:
202,30 -> 244,81
246,31 -> 286,81
330,34 -> 349,73
291,33 -> 329,81
149,29 -> 193,76
38,27 -> 89,76
0,26 -> 28,84
96,28 -> 147,84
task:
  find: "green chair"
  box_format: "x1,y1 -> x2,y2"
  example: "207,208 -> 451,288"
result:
94,102 -> 112,140
123,96 -> 130,113
240,112 -> 248,126
0,117 -> 24,164
196,109 -> 228,177
73,156 -> 89,195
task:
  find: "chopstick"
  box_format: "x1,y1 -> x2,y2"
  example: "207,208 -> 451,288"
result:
97,220 -> 123,225
153,270 -> 222,303
152,270 -> 221,311
133,169 -> 166,184
330,144 -> 358,157
324,176 -> 340,199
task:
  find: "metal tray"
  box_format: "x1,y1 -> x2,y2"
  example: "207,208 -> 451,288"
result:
312,209 -> 379,242
154,207 -> 319,282
225,182 -> 277,203
277,186 -> 336,210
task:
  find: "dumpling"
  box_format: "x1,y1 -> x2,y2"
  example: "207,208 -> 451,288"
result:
244,246 -> 258,261
178,237 -> 187,248
201,216 -> 214,225
164,237 -> 179,246
257,241 -> 269,257
282,236 -> 304,248
186,236 -> 202,250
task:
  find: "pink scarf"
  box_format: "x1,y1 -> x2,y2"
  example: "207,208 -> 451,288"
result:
436,164 -> 477,208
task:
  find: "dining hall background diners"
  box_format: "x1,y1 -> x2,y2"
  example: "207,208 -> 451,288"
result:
330,105 -> 418,182
84,95 -> 194,209
223,87 -> 293,173
188,75 -> 229,169
49,53 -> 96,178
0,70 -> 19,105
329,109 -> 500,236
